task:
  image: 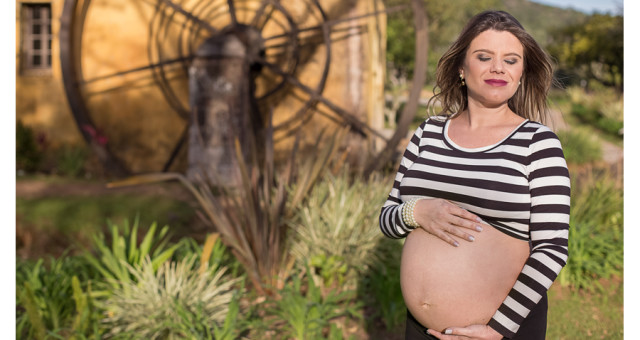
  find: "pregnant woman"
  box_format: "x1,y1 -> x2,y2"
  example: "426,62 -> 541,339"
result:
379,11 -> 570,340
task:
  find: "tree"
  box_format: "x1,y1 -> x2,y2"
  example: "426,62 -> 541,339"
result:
384,0 -> 501,83
547,14 -> 623,91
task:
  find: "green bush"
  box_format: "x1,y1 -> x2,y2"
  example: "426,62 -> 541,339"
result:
558,168 -> 623,290
287,170 -> 391,289
100,255 -> 242,339
566,86 -> 623,138
17,120 -> 44,173
16,254 -> 103,339
83,217 -> 183,293
55,144 -> 90,178
252,267 -> 362,340
359,238 -> 406,331
556,128 -> 602,165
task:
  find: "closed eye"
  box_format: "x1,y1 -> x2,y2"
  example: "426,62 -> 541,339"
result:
505,59 -> 518,65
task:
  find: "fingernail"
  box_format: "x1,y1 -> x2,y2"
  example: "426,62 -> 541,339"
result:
454,241 -> 460,247
445,329 -> 453,335
475,225 -> 483,232
476,217 -> 483,222
468,235 -> 475,241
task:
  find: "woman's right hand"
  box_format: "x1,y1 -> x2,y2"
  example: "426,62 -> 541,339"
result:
413,199 -> 485,247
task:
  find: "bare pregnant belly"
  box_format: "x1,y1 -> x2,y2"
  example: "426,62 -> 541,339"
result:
400,225 -> 529,332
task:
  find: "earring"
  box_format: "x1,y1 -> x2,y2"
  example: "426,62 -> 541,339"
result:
459,73 -> 465,86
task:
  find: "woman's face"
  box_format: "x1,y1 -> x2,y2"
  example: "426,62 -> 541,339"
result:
460,29 -> 524,108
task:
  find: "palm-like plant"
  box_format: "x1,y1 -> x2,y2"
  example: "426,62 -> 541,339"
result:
107,122 -> 348,295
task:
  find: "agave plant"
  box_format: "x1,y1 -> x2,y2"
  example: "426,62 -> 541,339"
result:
107,122 -> 348,295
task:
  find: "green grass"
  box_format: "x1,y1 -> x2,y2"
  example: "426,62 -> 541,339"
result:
16,192 -> 201,258
547,278 -> 623,339
17,195 -> 196,233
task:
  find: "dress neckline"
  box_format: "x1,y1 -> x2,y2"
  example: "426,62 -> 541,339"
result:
442,118 -> 529,153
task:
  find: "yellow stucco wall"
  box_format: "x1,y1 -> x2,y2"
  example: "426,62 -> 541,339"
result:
16,0 -> 84,148
16,0 -> 386,173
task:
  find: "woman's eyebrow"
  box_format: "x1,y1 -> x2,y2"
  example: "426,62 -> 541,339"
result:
472,49 -> 522,58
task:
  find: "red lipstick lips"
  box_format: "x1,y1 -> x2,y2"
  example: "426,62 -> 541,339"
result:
485,79 -> 508,86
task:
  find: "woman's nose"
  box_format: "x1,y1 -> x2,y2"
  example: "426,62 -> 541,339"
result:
491,60 -> 504,73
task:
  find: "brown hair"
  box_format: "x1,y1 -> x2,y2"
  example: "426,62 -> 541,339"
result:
427,10 -> 557,124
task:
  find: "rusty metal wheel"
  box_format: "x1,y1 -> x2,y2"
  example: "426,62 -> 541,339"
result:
60,0 -> 427,176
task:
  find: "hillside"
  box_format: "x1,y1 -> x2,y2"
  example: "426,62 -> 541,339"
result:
503,0 -> 588,46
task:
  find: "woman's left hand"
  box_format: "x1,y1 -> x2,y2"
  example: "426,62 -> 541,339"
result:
427,324 -> 503,340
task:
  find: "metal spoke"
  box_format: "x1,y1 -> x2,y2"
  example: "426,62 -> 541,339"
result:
257,58 -> 388,141
81,55 -> 193,85
157,0 -> 218,35
84,70 -> 184,97
227,0 -> 238,26
263,4 -> 405,41
250,0 -> 277,30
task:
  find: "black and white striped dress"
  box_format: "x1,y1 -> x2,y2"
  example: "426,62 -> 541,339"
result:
379,116 -> 570,338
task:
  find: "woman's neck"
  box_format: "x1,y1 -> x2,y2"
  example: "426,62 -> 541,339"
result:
457,100 -> 518,129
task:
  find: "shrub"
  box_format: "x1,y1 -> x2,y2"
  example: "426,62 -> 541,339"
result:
557,168 -> 623,291
83,217 -> 183,292
567,86 -> 623,138
16,120 -> 44,174
99,254 -> 242,339
556,128 -> 602,165
287,170 -> 391,289
16,254 -> 103,339
359,237 -> 406,331
55,144 -> 90,178
250,267 -> 362,340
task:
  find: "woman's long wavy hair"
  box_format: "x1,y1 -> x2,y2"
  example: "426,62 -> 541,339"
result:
427,10 -> 558,124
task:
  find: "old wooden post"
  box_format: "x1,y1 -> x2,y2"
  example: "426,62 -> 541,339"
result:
187,29 -> 262,185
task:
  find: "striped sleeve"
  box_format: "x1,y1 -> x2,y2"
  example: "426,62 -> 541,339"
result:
378,120 -> 427,239
488,126 -> 571,338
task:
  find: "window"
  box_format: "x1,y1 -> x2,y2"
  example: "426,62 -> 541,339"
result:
22,3 -> 52,74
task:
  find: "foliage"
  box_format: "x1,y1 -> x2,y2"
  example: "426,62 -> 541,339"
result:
288,169 -> 390,288
107,125 -> 348,295
255,267 -> 362,340
83,217 -> 182,293
99,254 -> 242,339
555,128 -> 601,165
383,0 -> 586,84
547,13 -> 623,89
16,254 -> 103,339
359,237 -> 406,331
384,0 -> 501,82
562,85 -> 623,139
17,120 -> 45,173
557,168 -> 623,291
55,144 -> 90,178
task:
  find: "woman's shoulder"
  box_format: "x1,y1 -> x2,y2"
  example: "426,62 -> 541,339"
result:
424,114 -> 448,126
519,120 -> 566,157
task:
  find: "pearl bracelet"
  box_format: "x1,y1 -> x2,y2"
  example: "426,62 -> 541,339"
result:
401,198 -> 421,228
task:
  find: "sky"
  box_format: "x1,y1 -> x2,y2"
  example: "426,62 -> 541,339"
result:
530,0 -> 623,14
